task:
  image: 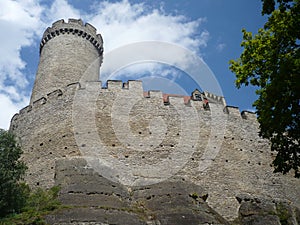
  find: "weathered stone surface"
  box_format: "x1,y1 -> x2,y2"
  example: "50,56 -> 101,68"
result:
49,158 -> 229,225
240,214 -> 281,225
132,179 -> 228,224
55,158 -> 130,209
45,208 -> 146,225
236,196 -> 300,225
239,200 -> 276,216
296,207 -> 300,223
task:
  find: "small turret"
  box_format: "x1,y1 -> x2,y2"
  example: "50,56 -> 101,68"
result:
30,18 -> 104,103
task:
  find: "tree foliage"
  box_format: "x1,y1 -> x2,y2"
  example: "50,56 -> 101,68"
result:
0,129 -> 29,217
262,0 -> 296,14
230,0 -> 300,177
0,129 -> 63,223
0,186 -> 62,225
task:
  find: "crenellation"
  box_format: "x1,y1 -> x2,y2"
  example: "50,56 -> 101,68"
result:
32,97 -> 47,109
143,91 -> 150,98
241,110 -> 257,121
106,80 -> 123,90
19,105 -> 32,114
163,94 -> 169,105
85,81 -> 102,92
10,113 -> 19,124
85,22 -> 97,34
66,82 -> 81,90
10,81 -> 261,131
184,96 -> 192,105
204,91 -> 226,105
96,34 -> 103,43
148,90 -> 163,98
168,95 -> 191,105
68,18 -> 84,26
224,105 -> 241,117
44,27 -> 52,34
40,27 -> 103,54
189,99 -> 204,111
40,18 -> 103,56
52,19 -> 64,28
123,82 -> 129,89
128,80 -> 142,89
47,89 -> 63,100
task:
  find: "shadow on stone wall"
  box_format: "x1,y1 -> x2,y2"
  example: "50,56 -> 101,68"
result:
45,158 -> 300,225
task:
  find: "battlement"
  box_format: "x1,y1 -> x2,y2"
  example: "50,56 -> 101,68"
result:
40,18 -> 103,55
241,110 -> 257,120
105,80 -> 144,91
224,105 -> 240,117
11,80 -> 258,127
162,94 -> 191,105
106,80 -> 123,89
223,105 -> 257,122
204,91 -> 226,106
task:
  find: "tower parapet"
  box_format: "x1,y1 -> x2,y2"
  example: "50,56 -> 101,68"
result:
204,91 -> 226,106
30,18 -> 104,104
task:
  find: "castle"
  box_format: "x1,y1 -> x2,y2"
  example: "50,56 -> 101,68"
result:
10,19 -> 300,224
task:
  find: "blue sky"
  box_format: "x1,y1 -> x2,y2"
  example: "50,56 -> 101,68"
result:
0,0 -> 267,129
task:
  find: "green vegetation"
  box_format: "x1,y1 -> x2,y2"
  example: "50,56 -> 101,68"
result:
0,129 -> 62,224
229,0 -> 300,177
276,203 -> 291,225
189,192 -> 199,200
0,186 -> 62,225
0,129 -> 28,217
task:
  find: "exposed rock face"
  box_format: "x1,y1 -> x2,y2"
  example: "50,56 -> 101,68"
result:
235,195 -> 300,225
45,158 -> 229,225
44,158 -> 300,224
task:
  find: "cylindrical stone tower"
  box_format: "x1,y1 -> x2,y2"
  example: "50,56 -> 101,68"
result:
30,18 -> 103,103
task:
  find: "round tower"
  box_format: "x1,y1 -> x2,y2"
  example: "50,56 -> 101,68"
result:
30,18 -> 103,103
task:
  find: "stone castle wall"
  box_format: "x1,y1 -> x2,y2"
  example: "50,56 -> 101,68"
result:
10,80 -> 300,220
9,18 -> 300,222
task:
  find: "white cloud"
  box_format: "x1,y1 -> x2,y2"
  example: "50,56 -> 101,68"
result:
0,0 -> 44,87
216,43 -> 226,52
46,0 -> 81,23
0,0 -> 44,130
89,0 -> 207,52
0,93 -> 29,130
88,0 -> 209,89
107,62 -> 182,82
141,76 -> 189,96
0,0 -> 210,129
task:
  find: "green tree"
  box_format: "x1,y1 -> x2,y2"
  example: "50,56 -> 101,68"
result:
0,129 -> 29,217
229,0 -> 300,177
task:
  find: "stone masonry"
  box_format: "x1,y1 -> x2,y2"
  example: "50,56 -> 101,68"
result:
9,19 -> 300,223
